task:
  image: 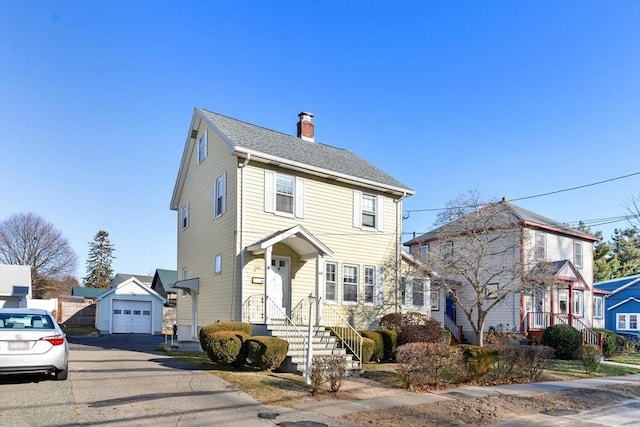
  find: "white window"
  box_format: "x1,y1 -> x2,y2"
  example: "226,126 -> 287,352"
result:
485,283 -> 499,299
412,280 -> 425,307
574,241 -> 583,269
572,290 -> 584,316
419,244 -> 429,261
198,130 -> 207,164
214,173 -> 226,218
181,204 -> 189,230
364,266 -> 375,304
617,313 -> 640,330
325,262 -> 337,302
264,171 -> 304,218
443,241 -> 453,259
215,254 -> 222,274
353,190 -> 384,231
558,289 -> 569,314
536,233 -> 546,261
593,296 -> 603,319
430,289 -> 439,310
343,265 -> 358,304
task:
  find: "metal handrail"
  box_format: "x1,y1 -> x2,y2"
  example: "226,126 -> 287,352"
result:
321,300 -> 363,365
242,294 -> 265,324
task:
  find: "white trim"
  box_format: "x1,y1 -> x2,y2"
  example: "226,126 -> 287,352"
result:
608,297 -> 640,311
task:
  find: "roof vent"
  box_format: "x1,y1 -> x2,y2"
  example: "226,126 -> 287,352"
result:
297,112 -> 315,142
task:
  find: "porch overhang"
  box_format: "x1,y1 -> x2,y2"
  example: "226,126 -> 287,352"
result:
170,278 -> 199,294
247,225 -> 334,260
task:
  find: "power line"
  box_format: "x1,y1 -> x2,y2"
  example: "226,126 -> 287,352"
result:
405,171 -> 640,214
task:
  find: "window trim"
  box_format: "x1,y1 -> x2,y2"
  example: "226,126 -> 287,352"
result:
364,265 -> 375,305
572,290 -> 584,317
342,264 -> 359,305
573,241 -> 583,269
181,204 -> 189,230
325,262 -> 337,303
419,243 -> 429,261
536,233 -> 546,261
353,190 -> 384,232
197,130 -> 207,164
214,254 -> 222,274
593,295 -> 604,319
617,313 -> 640,331
214,172 -> 226,219
430,289 -> 439,310
412,279 -> 425,307
264,171 -> 304,218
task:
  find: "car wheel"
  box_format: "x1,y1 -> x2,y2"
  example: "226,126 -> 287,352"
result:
55,365 -> 68,381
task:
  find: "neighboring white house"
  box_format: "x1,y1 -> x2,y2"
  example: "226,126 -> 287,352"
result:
95,277 -> 166,334
0,264 -> 32,308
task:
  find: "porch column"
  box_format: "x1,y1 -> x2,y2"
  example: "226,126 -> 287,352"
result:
316,254 -> 324,326
264,246 -> 272,323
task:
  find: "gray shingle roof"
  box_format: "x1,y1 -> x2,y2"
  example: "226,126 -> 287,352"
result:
404,200 -> 598,246
198,108 -> 413,192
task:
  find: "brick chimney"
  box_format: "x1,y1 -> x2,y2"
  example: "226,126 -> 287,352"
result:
297,111 -> 314,142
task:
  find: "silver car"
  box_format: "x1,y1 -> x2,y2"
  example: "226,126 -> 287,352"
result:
0,308 -> 69,380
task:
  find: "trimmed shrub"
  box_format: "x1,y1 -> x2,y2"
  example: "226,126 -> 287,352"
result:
441,328 -> 452,345
310,355 -> 347,394
593,328 -> 616,357
200,321 -> 252,336
458,344 -> 497,379
378,329 -> 398,361
360,330 -> 384,362
379,312 -> 445,345
543,324 -> 582,360
581,344 -> 602,374
361,337 -> 375,363
200,330 -> 248,366
518,345 -> 555,380
245,336 -> 289,371
397,342 -> 464,389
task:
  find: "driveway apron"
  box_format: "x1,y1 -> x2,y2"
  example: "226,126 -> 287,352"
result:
69,335 -> 348,426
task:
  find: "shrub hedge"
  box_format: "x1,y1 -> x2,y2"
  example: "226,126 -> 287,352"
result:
200,321 -> 253,336
360,330 -> 384,362
200,330 -> 248,365
593,328 -> 616,357
361,337 -> 375,363
457,344 -> 496,379
543,324 -> 582,360
244,336 -> 289,371
378,329 -> 398,361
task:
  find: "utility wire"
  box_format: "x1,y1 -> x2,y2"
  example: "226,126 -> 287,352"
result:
405,171 -> 640,214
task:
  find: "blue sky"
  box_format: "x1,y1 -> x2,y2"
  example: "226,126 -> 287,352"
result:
1,0 -> 638,281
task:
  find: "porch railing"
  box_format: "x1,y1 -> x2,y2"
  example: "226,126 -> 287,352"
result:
320,301 -> 363,365
525,312 -> 603,353
443,312 -> 463,344
572,317 -> 603,350
242,294 -> 265,324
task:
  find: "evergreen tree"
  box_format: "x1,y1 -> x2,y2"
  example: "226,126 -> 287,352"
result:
611,228 -> 640,277
83,230 -> 115,288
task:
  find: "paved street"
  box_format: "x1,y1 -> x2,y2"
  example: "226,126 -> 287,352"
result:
0,335 -> 349,427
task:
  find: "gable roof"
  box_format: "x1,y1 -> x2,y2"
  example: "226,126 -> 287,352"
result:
528,260 -> 589,289
110,273 -> 153,288
96,277 -> 165,303
404,200 -> 598,246
247,225 -> 334,261
608,297 -> 640,311
171,108 -> 414,210
151,269 -> 177,295
594,274 -> 640,294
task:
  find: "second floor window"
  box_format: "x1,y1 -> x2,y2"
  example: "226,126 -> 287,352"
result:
536,233 -> 546,261
574,241 -> 583,269
198,130 -> 207,164
181,204 -> 189,230
276,174 -> 294,214
353,190 -> 384,231
214,254 -> 222,274
214,173 -> 226,218
264,171 -> 304,218
361,194 -> 376,228
419,244 -> 429,261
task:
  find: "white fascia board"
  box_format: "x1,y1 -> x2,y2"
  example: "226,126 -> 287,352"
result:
607,297 -> 640,311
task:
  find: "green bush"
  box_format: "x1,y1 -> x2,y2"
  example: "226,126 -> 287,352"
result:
200,330 -> 248,366
361,337 -> 375,363
458,344 -> 497,379
200,321 -> 253,336
244,336 -> 289,371
360,330 -> 384,362
441,328 -> 452,345
581,344 -> 602,374
593,328 -> 616,357
378,329 -> 398,361
543,324 -> 582,360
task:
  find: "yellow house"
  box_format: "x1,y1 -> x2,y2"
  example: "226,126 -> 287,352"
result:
170,108 -> 418,364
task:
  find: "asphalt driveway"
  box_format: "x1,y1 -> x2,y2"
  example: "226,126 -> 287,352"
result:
1,334 -> 351,427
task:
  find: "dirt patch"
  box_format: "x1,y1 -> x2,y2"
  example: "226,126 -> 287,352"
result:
340,383 -> 640,426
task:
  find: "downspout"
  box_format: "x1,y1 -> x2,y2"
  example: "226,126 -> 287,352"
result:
394,192 -> 407,313
238,153 -> 251,321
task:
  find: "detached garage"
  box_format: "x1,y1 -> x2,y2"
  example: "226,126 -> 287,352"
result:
95,277 -> 166,335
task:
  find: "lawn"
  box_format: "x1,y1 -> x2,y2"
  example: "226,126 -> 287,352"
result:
608,352 -> 640,365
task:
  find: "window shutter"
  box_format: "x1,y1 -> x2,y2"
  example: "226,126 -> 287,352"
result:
220,171 -> 227,216
295,177 -> 304,218
353,190 -> 362,228
264,170 -> 275,213
376,195 -> 384,232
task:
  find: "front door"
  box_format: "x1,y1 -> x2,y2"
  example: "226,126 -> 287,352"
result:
533,290 -> 545,328
267,257 -> 291,317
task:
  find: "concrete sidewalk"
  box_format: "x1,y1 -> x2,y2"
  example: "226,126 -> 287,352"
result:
295,371 -> 640,419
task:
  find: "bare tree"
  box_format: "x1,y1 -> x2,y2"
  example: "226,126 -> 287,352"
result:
626,192 -> 640,231
0,212 -> 78,298
419,192 -> 551,346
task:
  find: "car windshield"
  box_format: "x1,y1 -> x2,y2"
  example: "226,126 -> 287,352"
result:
0,313 -> 54,330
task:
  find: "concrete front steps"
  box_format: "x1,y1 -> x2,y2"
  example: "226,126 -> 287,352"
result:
259,324 -> 360,374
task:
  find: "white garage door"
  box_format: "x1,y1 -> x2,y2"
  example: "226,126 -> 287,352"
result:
112,300 -> 152,334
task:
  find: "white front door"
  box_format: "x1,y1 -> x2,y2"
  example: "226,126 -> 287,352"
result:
112,300 -> 152,334
533,290 -> 545,328
267,257 -> 290,317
